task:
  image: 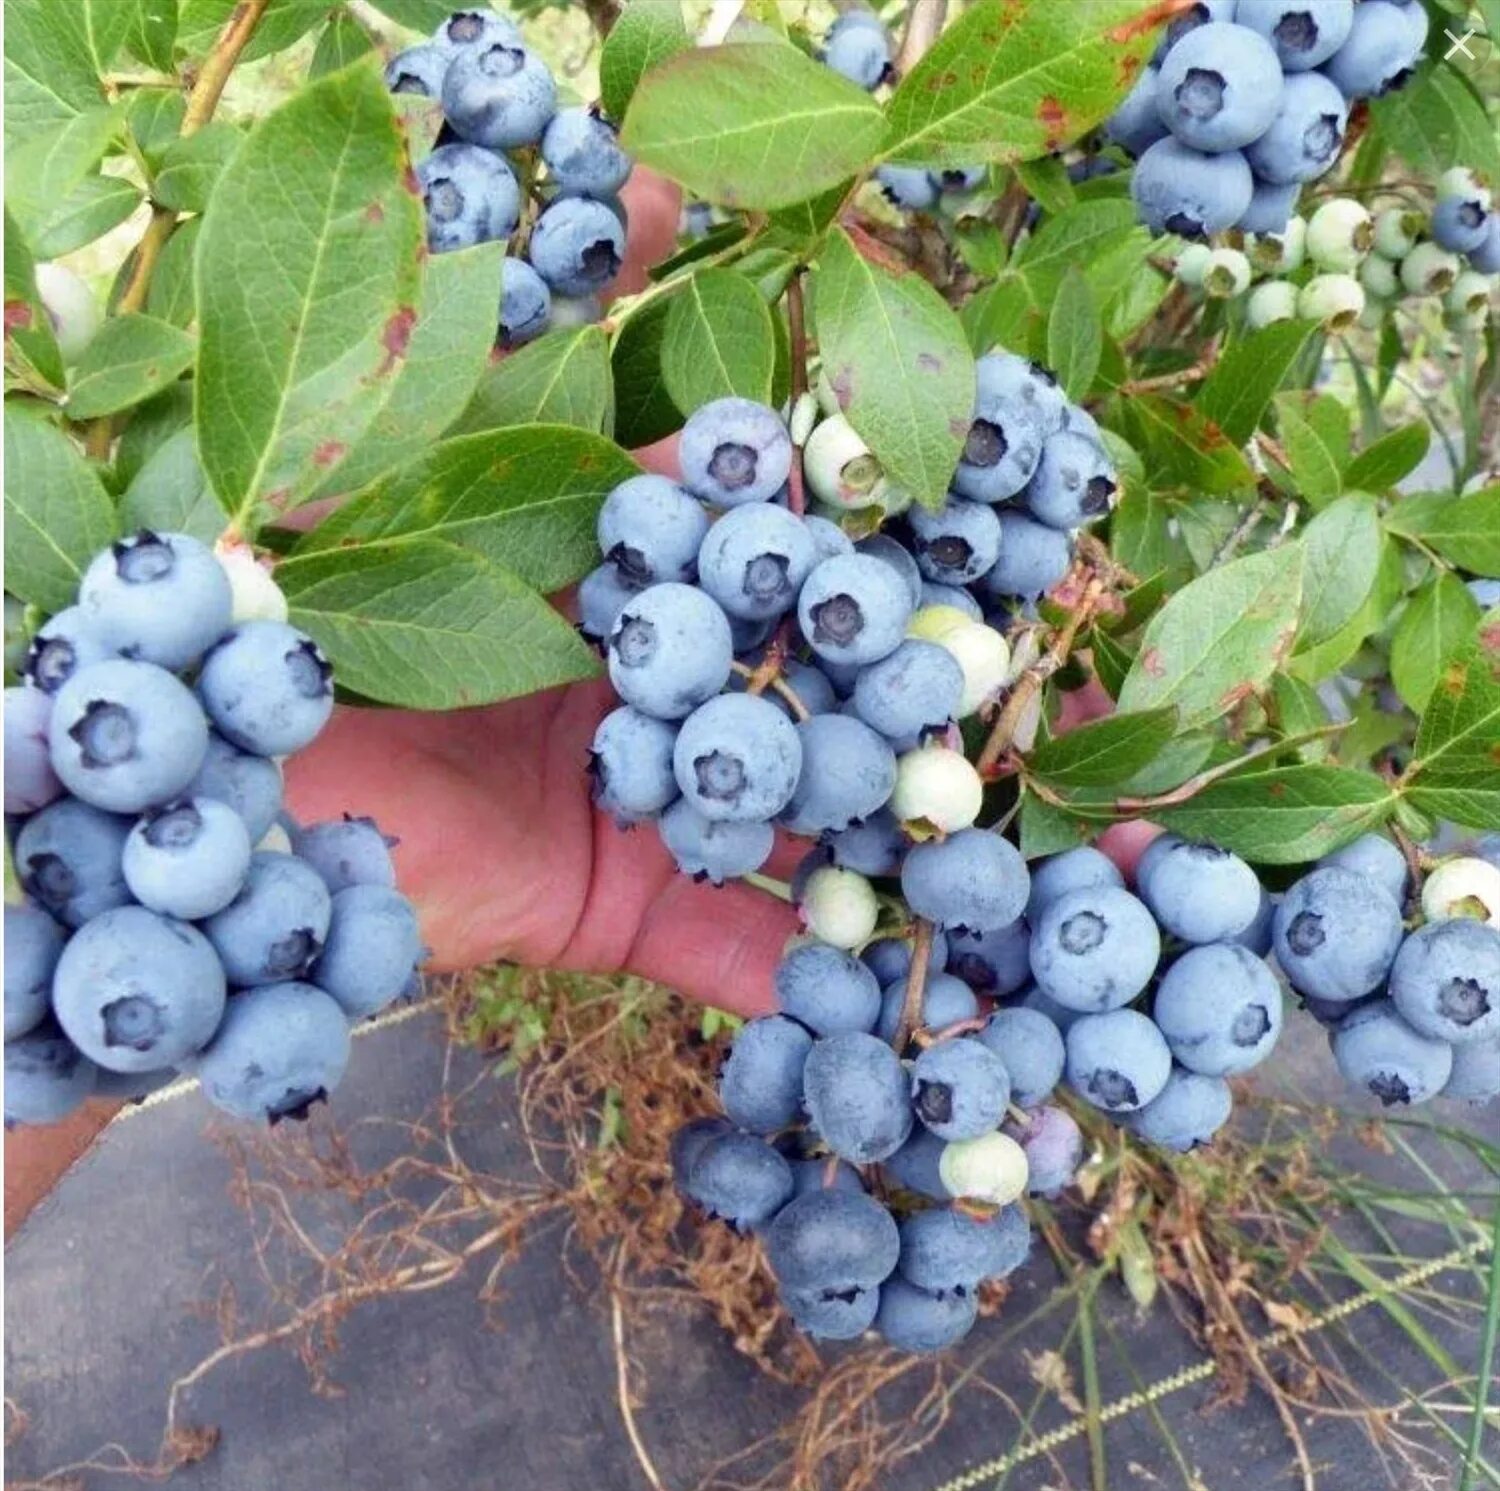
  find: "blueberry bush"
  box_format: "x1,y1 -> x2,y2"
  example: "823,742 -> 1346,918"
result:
4,0 -> 1500,1366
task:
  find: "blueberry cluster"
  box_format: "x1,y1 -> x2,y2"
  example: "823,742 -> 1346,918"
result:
386,8 -> 632,345
1281,838 -> 1500,1107
4,533 -> 424,1128
1170,182 -> 1497,333
1110,0 -> 1428,239
673,835 -> 1292,1352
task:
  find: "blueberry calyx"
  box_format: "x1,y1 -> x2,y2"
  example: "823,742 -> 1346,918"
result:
101,994 -> 165,1052
915,1079 -> 954,1125
1175,68 -> 1226,123
142,801 -> 204,850
113,529 -> 173,584
810,593 -> 864,646
69,699 -> 138,769
1272,11 -> 1317,53
285,639 -> 333,700
1286,910 -> 1325,956
963,419 -> 1006,468
708,442 -> 758,492
1438,977 -> 1491,1028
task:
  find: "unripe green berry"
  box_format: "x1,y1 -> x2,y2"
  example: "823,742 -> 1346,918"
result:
1246,279 -> 1299,329
1421,856 -> 1500,926
1174,242 -> 1213,288
939,1131 -> 1029,1206
1446,270 -> 1492,318
800,865 -> 879,949
1400,242 -> 1461,296
216,546 -> 290,625
789,390 -> 819,447
933,619 -> 1010,716
1297,273 -> 1365,331
1373,207 -> 1424,261
907,604 -> 974,644
804,414 -> 886,510
35,262 -> 102,363
1202,247 -> 1251,299
1358,253 -> 1400,301
888,744 -> 983,833
1306,199 -> 1373,272
1249,215 -> 1306,275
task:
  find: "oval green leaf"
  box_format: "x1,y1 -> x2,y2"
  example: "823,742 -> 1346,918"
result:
661,267 -> 775,412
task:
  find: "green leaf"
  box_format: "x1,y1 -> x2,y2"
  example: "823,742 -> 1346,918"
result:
1289,532 -> 1402,685
660,267 -> 775,411
961,275 -> 1040,357
813,227 -> 974,511
32,173 -> 142,259
1016,198 -> 1139,302
152,122 -> 241,213
3,208 -> 65,389
1019,789 -> 1098,857
1118,546 -> 1304,729
1297,493 -> 1383,649
3,0 -> 105,150
1343,422 -> 1430,492
882,0 -> 1165,166
1026,707 -> 1178,788
294,425 -> 639,594
5,105 -> 122,240
1273,390 -> 1349,506
1271,672 -> 1328,752
1116,393 -> 1253,495
66,312 -> 194,419
3,406 -> 117,612
176,0 -> 329,65
310,9 -> 374,79
363,0 -> 450,27
1110,488 -> 1189,586
454,325 -> 615,437
125,0 -> 177,71
145,216 -> 200,329
600,0 -> 691,123
1370,63 -> 1500,187
1385,488 -> 1500,576
1196,319 -> 1318,446
1391,574 -> 1482,713
196,65 -> 424,531
1046,268 -> 1100,401
1158,765 -> 1399,864
114,383 -> 194,489
126,88 -> 185,167
767,181 -> 851,245
1014,157 -> 1075,215
312,239 -> 505,498
277,538 -> 600,710
611,293 -> 682,448
620,43 -> 886,210
1403,621 -> 1500,830
119,427 -> 224,545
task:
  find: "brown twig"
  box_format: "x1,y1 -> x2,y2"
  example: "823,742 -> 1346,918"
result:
892,919 -> 935,1052
1212,488 -> 1272,565
580,0 -> 622,39
729,659 -> 811,721
1114,341 -> 1220,398
786,269 -> 810,517
895,0 -> 948,75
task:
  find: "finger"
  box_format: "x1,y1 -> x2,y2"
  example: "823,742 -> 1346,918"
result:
1097,820 -> 1165,886
609,168 -> 683,299
631,431 -> 681,478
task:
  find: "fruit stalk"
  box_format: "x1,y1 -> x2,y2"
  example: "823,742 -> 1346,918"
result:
891,917 -> 935,1052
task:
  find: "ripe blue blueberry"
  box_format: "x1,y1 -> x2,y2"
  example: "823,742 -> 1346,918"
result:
589,705 -> 679,824
680,398 -> 793,509
197,622 -> 334,757
1388,919 -> 1500,1046
1137,839 -> 1261,944
1065,1008 -> 1172,1112
23,605 -> 113,695
13,797 -> 131,928
186,731 -> 284,844
52,905 -> 226,1072
528,197 -> 626,296
314,885 -> 424,1019
5,685 -> 62,814
783,1284 -> 879,1341
901,829 -> 1031,933
385,44 -> 449,97
983,512 -> 1073,602
920,582 -> 983,618
1236,177 -> 1301,235
978,1006 -> 1066,1107
798,553 -> 913,667
1024,431 -> 1117,529
897,1203 -> 1029,1294
1322,0 -> 1423,98
936,166 -> 986,195
656,797 -> 773,883
1229,888 -> 1277,958
607,582 -> 733,720
673,692 -> 803,822
577,562 -> 642,644
1127,1067 -> 1233,1151
945,918 -> 1032,1000
442,39 -> 556,149
430,8 -> 521,58
876,971 -> 979,1044
1235,0 -> 1354,70
1106,65 -> 1168,157
775,942 -> 882,1036
908,498 -> 1002,585
78,530 -> 231,671
1431,193 -> 1493,255
764,1186 -> 900,1293
779,713 -> 895,835
1030,886 -> 1161,1013
4,903 -> 66,1041
49,659 -> 208,814
123,797 -> 252,920
685,1128 -> 795,1230
876,165 -> 940,211
1003,1104 -> 1083,1196
803,1030 -> 913,1163
541,105 -> 631,198
669,1115 -> 732,1197
1272,866 -> 1404,1002
861,931 -> 950,988
415,143 -> 520,253
498,258 -> 552,346
1244,70 -> 1348,184
1026,846 -> 1124,924
719,1014 -> 814,1133
4,1024 -> 97,1126
1019,983 -> 1085,1036
1317,833 -> 1407,906
1131,137 -> 1253,237
875,1277 -> 976,1352
1443,1036 -> 1500,1104
1154,23 -> 1284,153
883,1125 -> 951,1199
202,851 -> 333,987
598,474 -> 710,588
1468,217 -> 1500,274
821,10 -> 892,89
1152,942 -> 1283,1075
697,503 -> 816,620
910,1037 -> 1011,1141
856,533 -> 924,608
195,980 -> 352,1122
291,816 -> 397,894
804,514 -> 855,564
1155,0 -> 1236,59
1330,998 -> 1453,1106
951,353 -> 1047,502
827,808 -> 906,877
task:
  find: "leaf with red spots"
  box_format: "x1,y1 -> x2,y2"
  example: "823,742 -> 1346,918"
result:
3,208 -> 63,390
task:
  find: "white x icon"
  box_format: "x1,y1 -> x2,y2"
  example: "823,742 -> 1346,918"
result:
1444,27 -> 1477,59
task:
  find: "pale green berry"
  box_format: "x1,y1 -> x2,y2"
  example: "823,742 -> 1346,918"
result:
814,366 -> 842,418
1297,273 -> 1365,331
1174,242 -> 1214,288
1306,199 -> 1373,272
1421,857 -> 1500,927
35,262 -> 102,363
217,547 -> 290,625
1400,242 -> 1461,296
1373,207 -> 1424,261
1202,248 -> 1251,299
800,865 -> 879,949
789,390 -> 820,447
1446,271 -> 1492,318
934,620 -> 1010,716
1358,253 -> 1400,301
889,744 -> 983,833
1452,303 -> 1490,332
1357,301 -> 1388,331
1246,279 -> 1299,329
907,604 -> 974,644
804,414 -> 886,510
939,1131 -> 1029,1206
1249,215 -> 1306,275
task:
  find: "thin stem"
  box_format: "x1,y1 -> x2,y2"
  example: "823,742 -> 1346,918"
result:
1114,341 -> 1220,398
895,0 -> 948,75
786,268 -> 809,516
892,918 -> 935,1052
728,659 -> 811,721
1212,488 -> 1270,565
